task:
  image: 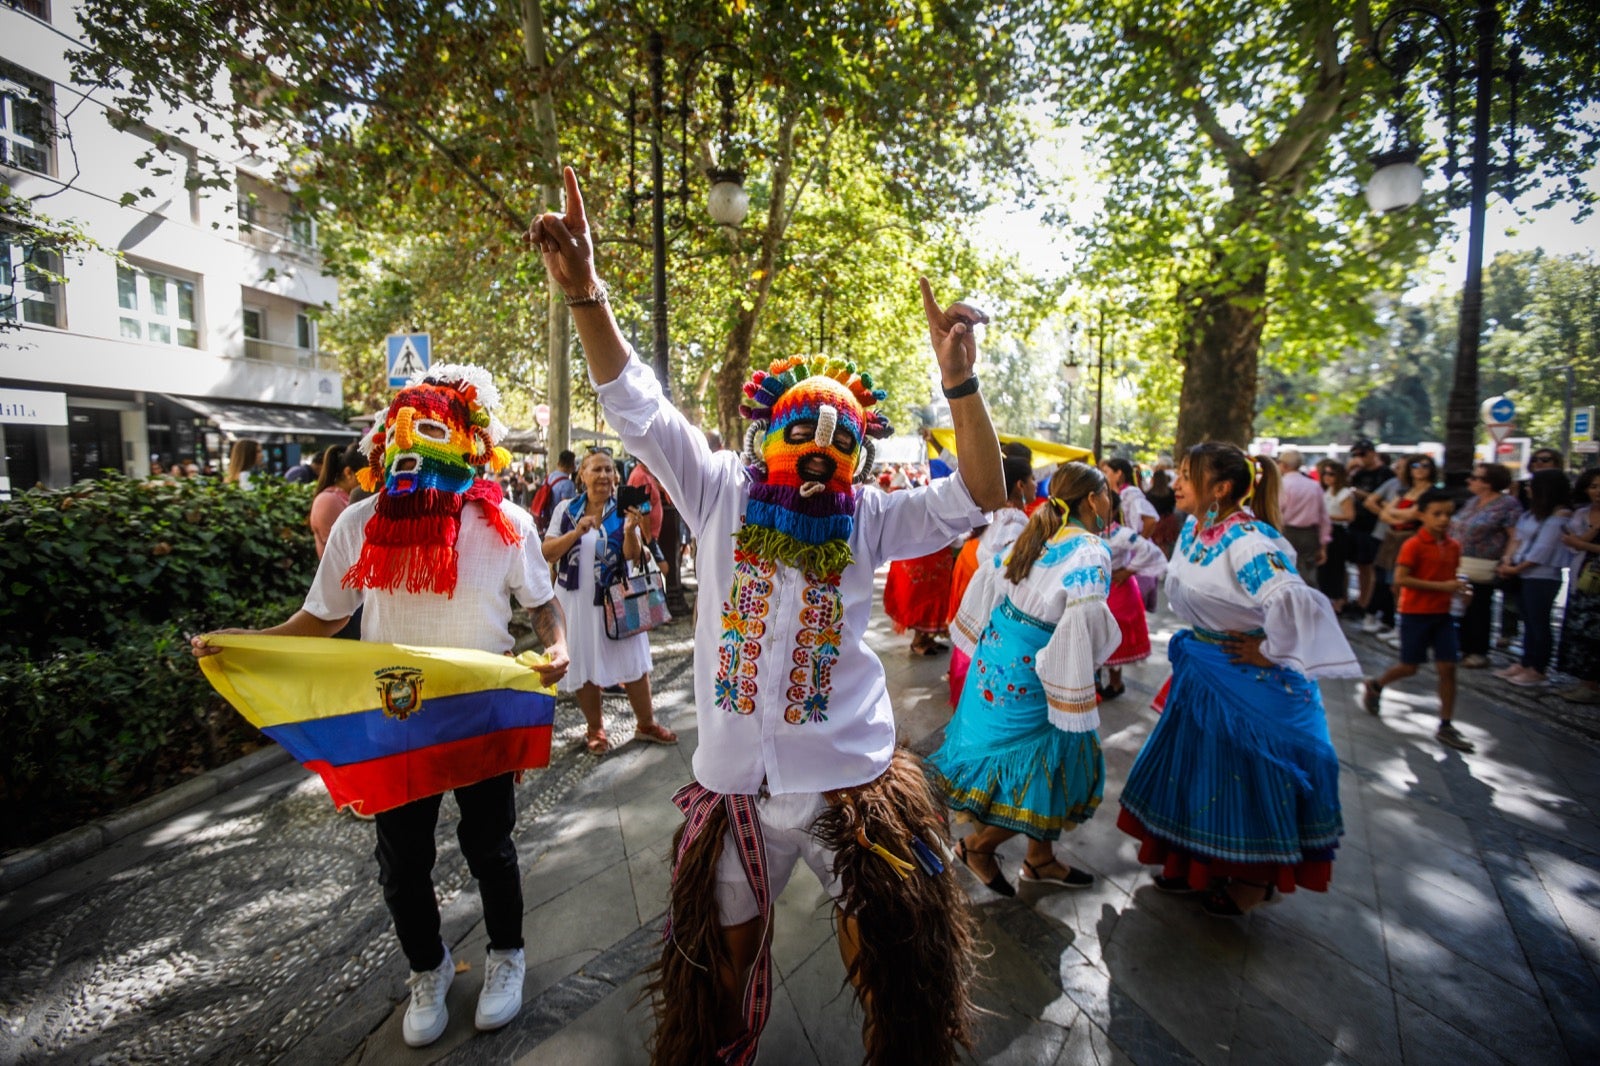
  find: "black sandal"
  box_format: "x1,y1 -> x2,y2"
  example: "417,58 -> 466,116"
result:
1020,858 -> 1094,888
954,839 -> 1015,897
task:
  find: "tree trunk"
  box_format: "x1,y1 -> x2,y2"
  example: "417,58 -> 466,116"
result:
1173,264 -> 1269,453
517,0 -> 571,458
713,110 -> 800,447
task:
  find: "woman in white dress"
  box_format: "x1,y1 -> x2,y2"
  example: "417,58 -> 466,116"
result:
1117,442 -> 1360,917
928,462 -> 1123,896
543,451 -> 677,754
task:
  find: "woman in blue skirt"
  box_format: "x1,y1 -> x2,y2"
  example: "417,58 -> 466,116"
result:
1117,443 -> 1361,917
928,462 -> 1123,896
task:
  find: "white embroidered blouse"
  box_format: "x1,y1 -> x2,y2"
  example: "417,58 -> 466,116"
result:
1166,512 -> 1360,679
952,528 -> 1122,733
1103,522 -> 1168,579
594,355 -> 986,795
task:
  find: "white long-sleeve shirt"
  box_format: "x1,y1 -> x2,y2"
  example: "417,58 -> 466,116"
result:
595,355 -> 985,795
1166,513 -> 1359,679
952,528 -> 1122,733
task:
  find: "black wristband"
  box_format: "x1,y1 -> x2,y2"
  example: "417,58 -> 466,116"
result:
941,374 -> 980,400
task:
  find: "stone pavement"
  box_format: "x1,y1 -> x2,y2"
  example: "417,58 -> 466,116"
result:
3,579 -> 1599,1064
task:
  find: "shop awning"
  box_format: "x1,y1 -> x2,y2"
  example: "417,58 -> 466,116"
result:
162,394 -> 359,442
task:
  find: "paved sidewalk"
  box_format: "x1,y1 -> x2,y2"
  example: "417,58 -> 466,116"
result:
3,582 -> 1599,1064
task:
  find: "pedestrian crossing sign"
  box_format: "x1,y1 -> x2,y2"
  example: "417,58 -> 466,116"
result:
387,334 -> 431,388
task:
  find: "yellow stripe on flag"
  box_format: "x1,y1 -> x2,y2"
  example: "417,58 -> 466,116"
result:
198,634 -> 556,730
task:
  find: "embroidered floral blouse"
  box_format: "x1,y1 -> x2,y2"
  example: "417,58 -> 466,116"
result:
952,528 -> 1121,734
595,354 -> 985,796
1103,522 -> 1169,580
1166,512 -> 1360,679
1450,493 -> 1523,561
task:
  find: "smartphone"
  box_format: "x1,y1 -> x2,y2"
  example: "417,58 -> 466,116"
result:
617,484 -> 649,512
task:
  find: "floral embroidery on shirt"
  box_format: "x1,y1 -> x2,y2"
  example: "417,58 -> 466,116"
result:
786,575 -> 843,724
1178,512 -> 1284,566
1237,549 -> 1296,596
717,550 -> 775,715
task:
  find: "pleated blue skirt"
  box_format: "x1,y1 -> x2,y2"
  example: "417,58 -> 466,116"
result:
926,600 -> 1104,841
1119,629 -> 1342,869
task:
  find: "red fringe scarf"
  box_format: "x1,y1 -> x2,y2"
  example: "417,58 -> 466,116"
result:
343,479 -> 520,597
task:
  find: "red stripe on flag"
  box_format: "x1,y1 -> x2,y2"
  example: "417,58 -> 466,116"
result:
303,725 -> 553,816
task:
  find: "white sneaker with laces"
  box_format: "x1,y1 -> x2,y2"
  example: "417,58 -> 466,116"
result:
1360,615 -> 1381,634
475,947 -> 526,1031
403,946 -> 454,1048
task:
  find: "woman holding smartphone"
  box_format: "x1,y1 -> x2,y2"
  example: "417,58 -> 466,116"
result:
544,450 -> 678,754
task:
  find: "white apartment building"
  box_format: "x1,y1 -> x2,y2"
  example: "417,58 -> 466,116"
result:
0,0 -> 349,495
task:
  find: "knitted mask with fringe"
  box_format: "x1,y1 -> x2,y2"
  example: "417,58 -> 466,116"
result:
737,356 -> 893,577
344,364 -> 518,597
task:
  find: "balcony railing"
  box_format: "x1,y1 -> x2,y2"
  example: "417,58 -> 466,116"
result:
243,336 -> 337,372
236,223 -> 320,264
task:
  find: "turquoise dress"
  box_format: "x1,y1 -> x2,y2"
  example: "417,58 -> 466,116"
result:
926,527 -> 1122,840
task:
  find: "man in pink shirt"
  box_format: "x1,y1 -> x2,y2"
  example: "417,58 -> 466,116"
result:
1276,447 -> 1330,587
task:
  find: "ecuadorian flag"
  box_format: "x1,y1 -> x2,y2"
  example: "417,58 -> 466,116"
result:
200,634 -> 557,816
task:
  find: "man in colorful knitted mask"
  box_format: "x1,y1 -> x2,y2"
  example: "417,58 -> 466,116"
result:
532,167 -> 1005,1066
348,366 -> 519,596
192,361 -> 570,1049
735,357 -> 891,577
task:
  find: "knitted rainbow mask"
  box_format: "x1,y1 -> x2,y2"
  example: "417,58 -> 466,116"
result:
737,356 -> 893,576
344,365 -> 518,597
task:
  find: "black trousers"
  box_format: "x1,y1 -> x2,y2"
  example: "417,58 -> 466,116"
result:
373,773 -> 524,972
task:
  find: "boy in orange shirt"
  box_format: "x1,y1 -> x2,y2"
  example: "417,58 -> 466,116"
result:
1363,490 -> 1476,752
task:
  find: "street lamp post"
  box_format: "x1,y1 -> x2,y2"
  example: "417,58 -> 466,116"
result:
632,30 -> 752,616
1061,359 -> 1081,445
1093,318 -> 1108,461
1366,0 -> 1523,490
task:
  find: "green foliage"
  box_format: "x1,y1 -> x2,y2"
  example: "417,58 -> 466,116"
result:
0,477 -> 315,847
0,617 -> 277,849
0,476 -> 318,657
1255,249 -> 1600,455
75,0 -> 1045,441
1037,0 -> 1600,448
1480,250 -> 1600,448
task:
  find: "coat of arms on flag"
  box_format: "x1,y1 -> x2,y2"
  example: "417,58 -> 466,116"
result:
200,634 -> 558,816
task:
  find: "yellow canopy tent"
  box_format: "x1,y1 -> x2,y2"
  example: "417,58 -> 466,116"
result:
926,429 -> 1094,466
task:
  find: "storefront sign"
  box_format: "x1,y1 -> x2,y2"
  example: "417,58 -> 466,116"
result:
0,388 -> 68,426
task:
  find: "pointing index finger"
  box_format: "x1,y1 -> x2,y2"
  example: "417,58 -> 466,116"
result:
918,276 -> 944,325
563,166 -> 587,231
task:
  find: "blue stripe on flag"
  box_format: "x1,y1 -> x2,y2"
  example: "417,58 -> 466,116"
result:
261,688 -> 556,767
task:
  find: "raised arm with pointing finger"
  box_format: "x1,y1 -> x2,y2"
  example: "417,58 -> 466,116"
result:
531,165 -> 993,1066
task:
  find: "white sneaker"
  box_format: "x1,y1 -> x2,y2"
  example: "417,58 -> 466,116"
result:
1381,629 -> 1402,647
1360,616 -> 1381,633
402,946 -> 454,1048
474,947 -> 526,1031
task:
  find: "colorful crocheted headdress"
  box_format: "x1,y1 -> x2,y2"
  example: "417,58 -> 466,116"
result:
735,356 -> 893,577
344,364 -> 519,596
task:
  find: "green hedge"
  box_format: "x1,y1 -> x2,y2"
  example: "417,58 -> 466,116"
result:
0,475 -> 318,657
0,476 -> 319,849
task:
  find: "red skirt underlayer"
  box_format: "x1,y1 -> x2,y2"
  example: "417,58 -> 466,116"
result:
1116,807 -> 1334,894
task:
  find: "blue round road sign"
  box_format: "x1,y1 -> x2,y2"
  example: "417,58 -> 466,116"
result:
1482,396 -> 1515,424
